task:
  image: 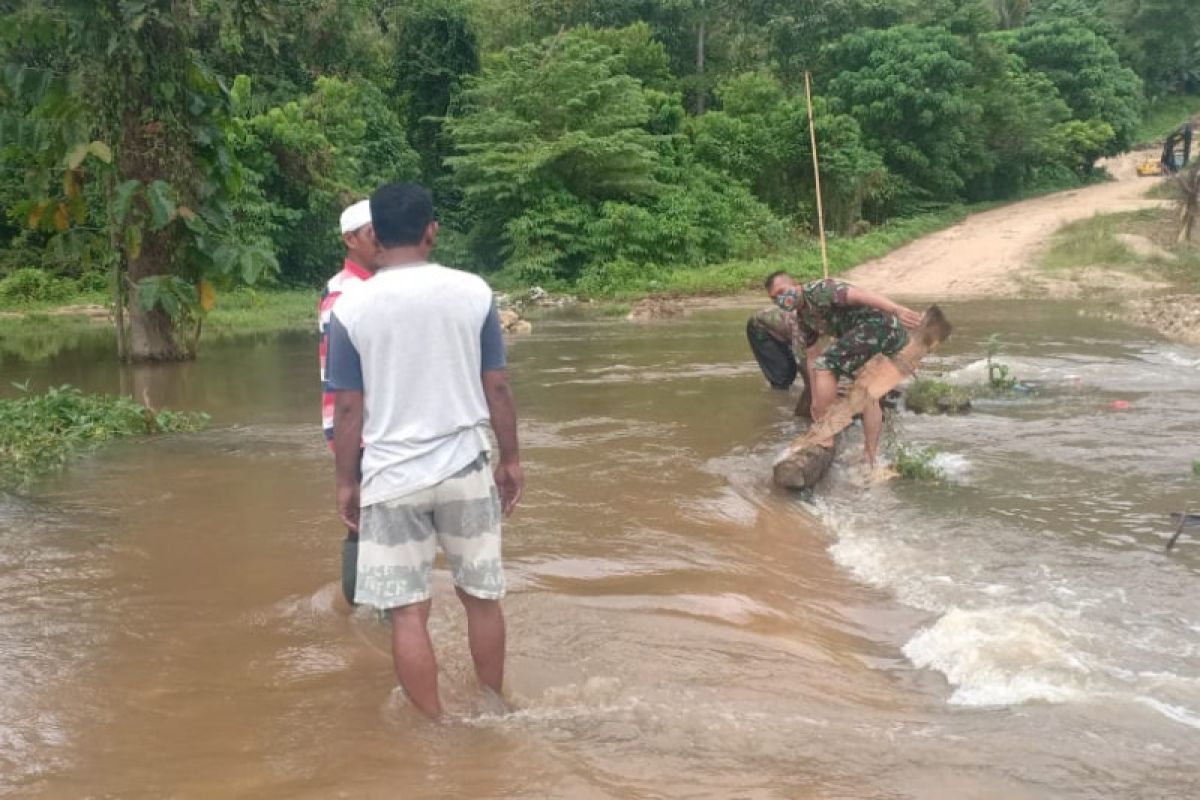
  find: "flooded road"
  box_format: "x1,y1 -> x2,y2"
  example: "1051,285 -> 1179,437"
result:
1,300 -> 1197,798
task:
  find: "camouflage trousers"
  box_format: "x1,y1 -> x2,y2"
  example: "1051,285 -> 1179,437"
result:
813,314 -> 908,380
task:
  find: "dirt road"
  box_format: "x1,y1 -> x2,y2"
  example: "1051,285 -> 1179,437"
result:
843,150 -> 1171,300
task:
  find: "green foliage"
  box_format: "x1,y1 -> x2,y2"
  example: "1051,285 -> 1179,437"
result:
197,0 -> 392,101
0,268 -> 77,304
134,275 -> 199,321
985,333 -> 1019,390
573,21 -> 676,91
1004,19 -> 1144,157
233,76 -> 421,284
0,0 -> 286,361
967,38 -> 1080,196
690,71 -> 888,230
1135,93 -> 1200,146
765,0 -> 907,75
1105,0 -> 1200,94
393,0 -> 481,197
0,383 -> 208,491
823,25 -> 985,205
892,443 -> 947,481
0,0 -> 1188,305
447,28 -> 784,283
1192,460 -> 1200,478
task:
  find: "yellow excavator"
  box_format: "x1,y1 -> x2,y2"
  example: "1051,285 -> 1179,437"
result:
1138,122 -> 1193,176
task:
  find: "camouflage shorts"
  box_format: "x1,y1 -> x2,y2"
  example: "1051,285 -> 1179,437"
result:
813,315 -> 908,379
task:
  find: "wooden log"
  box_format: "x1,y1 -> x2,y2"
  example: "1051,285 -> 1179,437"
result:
772,438 -> 836,489
773,306 -> 953,489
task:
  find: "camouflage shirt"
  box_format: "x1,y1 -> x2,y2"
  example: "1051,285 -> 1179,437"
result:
790,278 -> 894,350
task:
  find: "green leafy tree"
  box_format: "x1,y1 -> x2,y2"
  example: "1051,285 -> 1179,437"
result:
1105,0 -> 1200,93
446,28 -> 782,284
392,0 -> 480,202
690,71 -> 888,230
966,36 -> 1077,196
1,0 -> 279,361
233,75 -> 421,285
466,0 -> 775,114
822,25 -> 985,205
446,31 -> 664,273
197,0 -> 392,102
1003,18 -> 1143,156
763,0 -> 906,75
991,0 -> 1030,29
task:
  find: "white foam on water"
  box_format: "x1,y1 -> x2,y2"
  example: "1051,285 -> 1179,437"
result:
901,606 -> 1094,706
823,504 -> 961,614
822,500 -> 1200,730
931,452 -> 970,481
1135,697 -> 1200,731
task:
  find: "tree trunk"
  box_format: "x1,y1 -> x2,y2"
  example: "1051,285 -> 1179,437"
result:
127,298 -> 183,361
126,226 -> 186,361
120,109 -> 189,362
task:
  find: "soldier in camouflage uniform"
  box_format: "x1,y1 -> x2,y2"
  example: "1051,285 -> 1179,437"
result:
762,271 -> 923,466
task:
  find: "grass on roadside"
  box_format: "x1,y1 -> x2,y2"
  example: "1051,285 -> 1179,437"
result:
595,207 -> 973,299
0,384 -> 208,491
1040,208 -> 1200,289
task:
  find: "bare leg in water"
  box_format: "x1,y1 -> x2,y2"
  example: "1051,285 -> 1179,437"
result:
862,395 -> 883,467
390,600 -> 442,719
456,587 -> 505,698
809,367 -> 838,449
811,367 -> 886,467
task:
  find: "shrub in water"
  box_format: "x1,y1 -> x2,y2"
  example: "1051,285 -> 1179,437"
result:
0,384 -> 208,491
892,443 -> 946,482
904,377 -> 972,414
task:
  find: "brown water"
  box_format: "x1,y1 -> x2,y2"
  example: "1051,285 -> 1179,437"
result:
1,301 -> 1198,799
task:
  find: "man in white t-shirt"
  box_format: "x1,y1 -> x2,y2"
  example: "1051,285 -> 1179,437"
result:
326,182 -> 523,719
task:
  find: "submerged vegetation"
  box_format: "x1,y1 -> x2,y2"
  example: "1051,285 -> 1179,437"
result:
904,377 -> 973,414
891,443 -> 946,483
0,384 -> 208,491
985,334 -> 1020,391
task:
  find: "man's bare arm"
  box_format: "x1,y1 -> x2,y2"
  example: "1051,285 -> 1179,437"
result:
482,369 -> 523,515
333,390 -> 364,531
845,286 -> 922,329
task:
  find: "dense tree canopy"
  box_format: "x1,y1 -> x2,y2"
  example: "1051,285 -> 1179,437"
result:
0,0 -> 1196,357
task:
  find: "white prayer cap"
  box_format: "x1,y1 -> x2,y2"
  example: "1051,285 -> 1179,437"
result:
339,200 -> 372,234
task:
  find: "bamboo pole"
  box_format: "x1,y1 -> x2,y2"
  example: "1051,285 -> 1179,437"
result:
804,71 -> 829,280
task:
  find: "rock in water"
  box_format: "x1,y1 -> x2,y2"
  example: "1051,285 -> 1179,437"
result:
627,296 -> 686,322
498,308 -> 532,335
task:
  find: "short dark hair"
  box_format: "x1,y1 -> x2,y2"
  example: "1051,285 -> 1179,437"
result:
370,182 -> 434,247
764,270 -> 789,291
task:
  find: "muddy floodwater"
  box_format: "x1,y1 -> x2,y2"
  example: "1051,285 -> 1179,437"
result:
1,300 -> 1198,799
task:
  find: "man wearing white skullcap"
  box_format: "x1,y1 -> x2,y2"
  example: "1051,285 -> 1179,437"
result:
321,199 -> 377,605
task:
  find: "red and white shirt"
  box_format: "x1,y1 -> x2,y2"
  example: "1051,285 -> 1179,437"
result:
318,259 -> 371,446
